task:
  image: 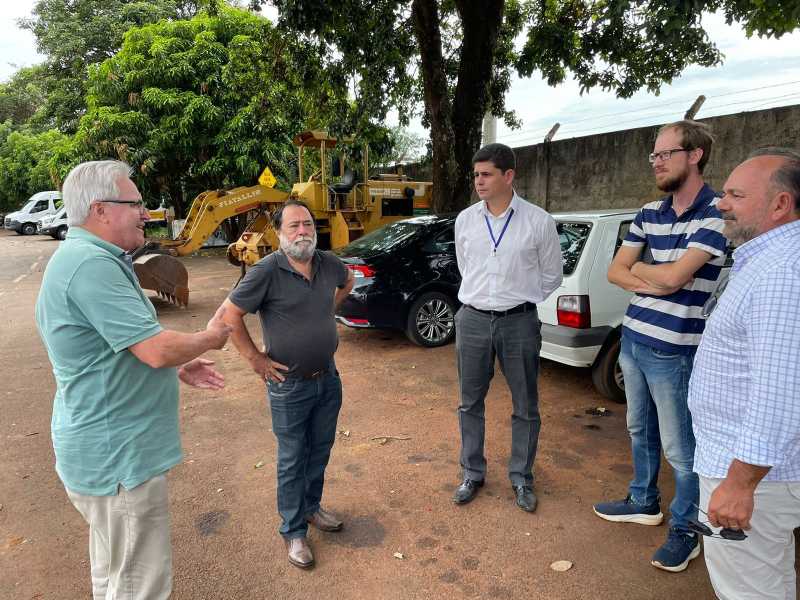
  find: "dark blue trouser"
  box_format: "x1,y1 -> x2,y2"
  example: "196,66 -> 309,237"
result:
267,368 -> 342,539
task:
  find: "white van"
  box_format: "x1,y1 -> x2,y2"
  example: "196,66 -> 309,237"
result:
38,205 -> 69,240
4,191 -> 62,235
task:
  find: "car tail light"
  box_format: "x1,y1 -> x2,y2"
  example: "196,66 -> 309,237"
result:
347,264 -> 375,278
557,295 -> 591,329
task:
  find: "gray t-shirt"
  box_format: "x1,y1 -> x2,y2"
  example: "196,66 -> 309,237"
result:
229,250 -> 349,376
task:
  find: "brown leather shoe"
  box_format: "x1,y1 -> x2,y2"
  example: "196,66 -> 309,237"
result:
286,537 -> 314,568
306,507 -> 343,532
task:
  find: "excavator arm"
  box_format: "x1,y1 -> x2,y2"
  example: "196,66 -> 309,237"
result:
159,185 -> 289,256
133,184 -> 289,306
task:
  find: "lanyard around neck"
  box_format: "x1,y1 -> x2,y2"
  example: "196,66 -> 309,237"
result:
484,208 -> 514,252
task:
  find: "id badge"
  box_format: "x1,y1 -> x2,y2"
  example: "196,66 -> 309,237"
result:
486,251 -> 501,275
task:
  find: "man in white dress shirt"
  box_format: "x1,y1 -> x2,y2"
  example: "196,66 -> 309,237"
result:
452,143 -> 563,512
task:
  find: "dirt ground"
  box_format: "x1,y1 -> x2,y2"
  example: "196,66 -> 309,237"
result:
0,229 -> 730,599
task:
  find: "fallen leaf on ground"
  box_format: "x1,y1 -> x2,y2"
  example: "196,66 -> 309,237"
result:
5,536 -> 27,549
550,560 -> 573,572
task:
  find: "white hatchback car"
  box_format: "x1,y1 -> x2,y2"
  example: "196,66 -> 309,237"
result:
537,210 -> 639,402
538,209 -> 731,402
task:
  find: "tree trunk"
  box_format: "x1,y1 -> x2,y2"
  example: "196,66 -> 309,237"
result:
411,0 -> 459,214
452,0 -> 504,207
412,0 -> 504,214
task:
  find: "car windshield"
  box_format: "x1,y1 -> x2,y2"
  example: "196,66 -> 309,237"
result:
20,198 -> 39,212
558,222 -> 592,275
342,220 -> 424,254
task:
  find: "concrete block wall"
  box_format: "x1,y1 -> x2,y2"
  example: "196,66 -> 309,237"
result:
396,104 -> 800,212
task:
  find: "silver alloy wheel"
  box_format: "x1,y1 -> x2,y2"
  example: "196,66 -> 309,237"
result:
415,298 -> 455,344
614,358 -> 624,391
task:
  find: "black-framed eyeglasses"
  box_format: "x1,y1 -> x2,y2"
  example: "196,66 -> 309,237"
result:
648,148 -> 690,164
688,504 -> 747,541
98,199 -> 146,210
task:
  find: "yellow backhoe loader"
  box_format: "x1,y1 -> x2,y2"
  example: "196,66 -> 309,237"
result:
132,130 -> 432,307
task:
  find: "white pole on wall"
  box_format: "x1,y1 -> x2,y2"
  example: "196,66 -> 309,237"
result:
483,113 -> 497,144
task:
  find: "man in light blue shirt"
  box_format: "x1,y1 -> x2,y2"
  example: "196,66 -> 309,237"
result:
688,147 -> 800,600
36,160 -> 230,600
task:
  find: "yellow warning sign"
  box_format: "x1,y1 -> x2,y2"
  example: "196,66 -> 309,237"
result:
258,166 -> 277,188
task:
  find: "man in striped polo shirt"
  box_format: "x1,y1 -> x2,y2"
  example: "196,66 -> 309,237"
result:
592,120 -> 728,572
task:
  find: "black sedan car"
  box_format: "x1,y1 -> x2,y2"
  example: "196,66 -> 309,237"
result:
334,214 -> 459,347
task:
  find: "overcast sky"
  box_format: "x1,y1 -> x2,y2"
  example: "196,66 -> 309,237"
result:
2,3 -> 799,144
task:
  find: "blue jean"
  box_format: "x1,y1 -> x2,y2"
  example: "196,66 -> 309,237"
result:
620,334 -> 698,532
267,367 -> 342,539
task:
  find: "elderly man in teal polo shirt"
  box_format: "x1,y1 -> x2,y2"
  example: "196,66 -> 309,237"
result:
35,160 -> 231,600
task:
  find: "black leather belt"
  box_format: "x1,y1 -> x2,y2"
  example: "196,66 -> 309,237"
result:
289,368 -> 330,380
466,302 -> 536,317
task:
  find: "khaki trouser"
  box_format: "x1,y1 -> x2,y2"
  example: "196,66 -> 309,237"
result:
700,475 -> 800,600
66,474 -> 172,600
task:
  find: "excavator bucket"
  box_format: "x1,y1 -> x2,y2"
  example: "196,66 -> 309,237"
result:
133,253 -> 190,307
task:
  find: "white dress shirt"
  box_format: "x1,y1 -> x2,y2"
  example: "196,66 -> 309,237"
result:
455,192 -> 563,310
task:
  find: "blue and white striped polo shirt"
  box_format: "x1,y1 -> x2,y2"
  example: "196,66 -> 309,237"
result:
622,184 -> 727,354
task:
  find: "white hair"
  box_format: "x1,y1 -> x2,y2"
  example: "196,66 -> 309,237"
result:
62,160 -> 134,226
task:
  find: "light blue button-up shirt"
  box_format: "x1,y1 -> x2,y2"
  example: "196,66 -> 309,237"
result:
689,220 -> 800,481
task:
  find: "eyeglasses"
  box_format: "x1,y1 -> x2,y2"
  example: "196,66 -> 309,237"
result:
98,199 -> 146,210
648,148 -> 689,164
688,504 -> 748,541
702,277 -> 730,317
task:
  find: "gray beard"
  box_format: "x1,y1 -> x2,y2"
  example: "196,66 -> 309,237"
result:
720,212 -> 758,246
280,233 -> 317,262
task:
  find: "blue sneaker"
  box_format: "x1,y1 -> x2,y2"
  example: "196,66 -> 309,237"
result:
651,527 -> 701,572
592,494 -> 663,525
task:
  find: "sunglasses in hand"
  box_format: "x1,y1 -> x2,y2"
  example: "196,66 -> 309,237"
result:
688,504 -> 748,541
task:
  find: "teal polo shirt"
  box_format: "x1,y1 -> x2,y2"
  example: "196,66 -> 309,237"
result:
35,227 -> 181,495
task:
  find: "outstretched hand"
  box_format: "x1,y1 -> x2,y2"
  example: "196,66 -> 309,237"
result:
178,358 -> 225,390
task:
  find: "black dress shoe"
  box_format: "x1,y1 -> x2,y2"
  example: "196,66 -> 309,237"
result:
453,478 -> 484,504
513,485 -> 537,512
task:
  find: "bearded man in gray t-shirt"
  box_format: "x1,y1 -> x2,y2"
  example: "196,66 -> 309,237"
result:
220,199 -> 354,569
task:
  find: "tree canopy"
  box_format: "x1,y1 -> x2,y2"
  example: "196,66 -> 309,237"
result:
0,128 -> 72,212
265,0 -> 800,213
71,5 -> 353,215
19,0 -> 199,132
